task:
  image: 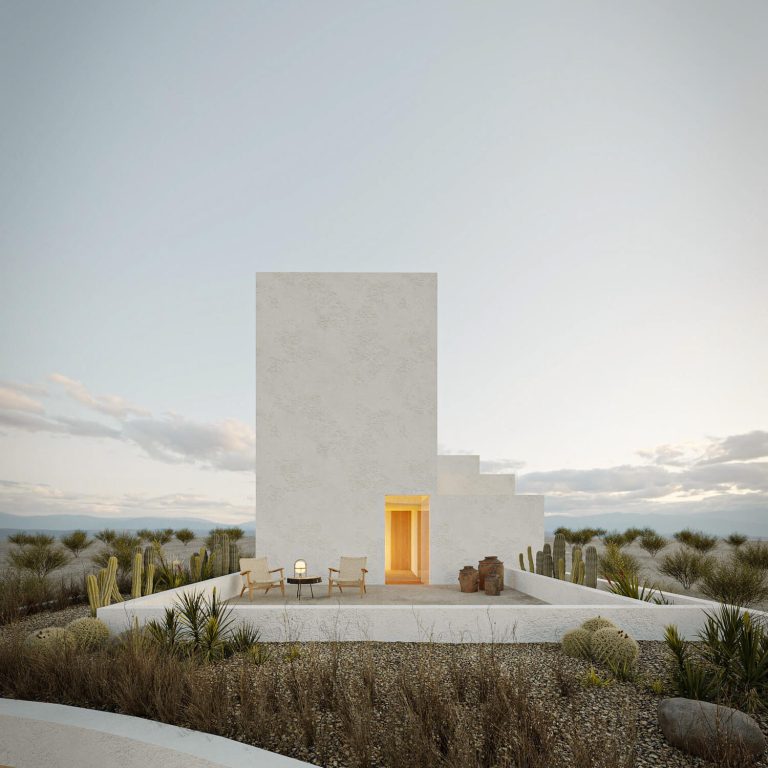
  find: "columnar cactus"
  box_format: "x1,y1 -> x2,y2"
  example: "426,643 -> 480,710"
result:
556,557 -> 565,580
131,552 -> 143,599
571,546 -> 583,583
99,556 -> 118,606
543,542 -> 551,557
190,552 -> 201,581
519,552 -> 526,570
143,545 -> 155,571
526,546 -> 534,572
585,545 -> 598,588
228,542 -> 239,574
144,562 -> 155,595
86,573 -> 100,616
535,550 -> 543,575
553,533 -> 566,579
543,552 -> 554,579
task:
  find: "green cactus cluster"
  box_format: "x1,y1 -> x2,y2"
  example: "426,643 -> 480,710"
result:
519,535 -> 592,585
86,555 -> 123,617
67,617 -> 110,650
559,615 -> 638,670
590,626 -> 639,668
561,627 -> 592,659
26,626 -> 77,652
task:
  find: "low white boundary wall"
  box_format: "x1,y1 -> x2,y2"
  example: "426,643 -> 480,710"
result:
98,568 -> 750,643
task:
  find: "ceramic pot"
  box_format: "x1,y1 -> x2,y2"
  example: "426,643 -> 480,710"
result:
458,565 -> 479,593
484,574 -> 501,596
478,555 -> 504,591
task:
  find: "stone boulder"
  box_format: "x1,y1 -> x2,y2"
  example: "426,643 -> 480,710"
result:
658,697 -> 766,760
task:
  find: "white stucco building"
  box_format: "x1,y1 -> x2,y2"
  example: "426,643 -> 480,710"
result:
255,272 -> 544,585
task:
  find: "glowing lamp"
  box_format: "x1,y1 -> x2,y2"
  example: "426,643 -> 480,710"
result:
294,559 -> 307,578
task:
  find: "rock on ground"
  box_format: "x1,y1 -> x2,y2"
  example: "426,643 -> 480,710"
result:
658,697 -> 766,761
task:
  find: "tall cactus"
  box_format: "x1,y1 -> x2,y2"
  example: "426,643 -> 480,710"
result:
519,552 -> 526,570
585,545 -> 598,588
526,546 -> 534,572
144,562 -> 155,595
131,552 -> 143,599
221,534 -> 230,575
86,574 -> 100,617
553,533 -> 566,579
556,557 -> 565,580
535,550 -> 543,575
100,556 -> 118,606
143,545 -> 155,572
543,552 -> 554,579
228,542 -> 239,574
190,552 -> 201,582
571,546 -> 583,583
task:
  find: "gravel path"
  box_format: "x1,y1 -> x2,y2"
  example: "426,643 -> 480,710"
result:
3,609 -> 767,767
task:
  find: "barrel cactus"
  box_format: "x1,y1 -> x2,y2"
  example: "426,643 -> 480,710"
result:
26,626 -> 76,652
561,627 -> 592,659
581,615 -> 617,633
67,617 -> 110,650
591,627 -> 639,668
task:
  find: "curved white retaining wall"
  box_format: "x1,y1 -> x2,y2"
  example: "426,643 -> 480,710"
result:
0,698 -> 311,768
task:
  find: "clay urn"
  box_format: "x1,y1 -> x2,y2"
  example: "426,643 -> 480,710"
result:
458,565 -> 479,593
478,555 -> 504,591
484,574 -> 501,596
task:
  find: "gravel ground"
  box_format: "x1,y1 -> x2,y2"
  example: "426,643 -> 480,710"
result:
4,608 -> 767,767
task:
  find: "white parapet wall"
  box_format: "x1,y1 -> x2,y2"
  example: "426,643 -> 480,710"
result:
98,570 -> 743,642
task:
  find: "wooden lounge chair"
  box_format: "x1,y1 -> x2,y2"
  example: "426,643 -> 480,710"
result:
328,556 -> 368,597
239,557 -> 285,599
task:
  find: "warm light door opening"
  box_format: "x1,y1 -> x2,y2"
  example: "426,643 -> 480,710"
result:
385,495 -> 429,584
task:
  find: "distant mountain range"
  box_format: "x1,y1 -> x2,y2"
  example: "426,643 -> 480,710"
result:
0,512 -> 252,535
545,513 -> 766,537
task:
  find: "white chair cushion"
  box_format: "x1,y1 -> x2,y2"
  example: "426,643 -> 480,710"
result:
240,557 -> 272,583
339,556 -> 367,581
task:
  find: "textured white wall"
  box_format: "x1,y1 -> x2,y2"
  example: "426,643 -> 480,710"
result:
255,273 -> 438,583
430,494 -> 543,584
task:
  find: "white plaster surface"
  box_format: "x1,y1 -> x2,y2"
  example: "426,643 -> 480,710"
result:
256,273 -> 438,585
430,495 -> 543,585
0,699 -> 311,768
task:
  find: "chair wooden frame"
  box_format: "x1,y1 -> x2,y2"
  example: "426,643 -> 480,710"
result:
239,559 -> 285,600
328,559 -> 368,598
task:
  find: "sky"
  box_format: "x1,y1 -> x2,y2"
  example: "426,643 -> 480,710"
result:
0,1 -> 766,532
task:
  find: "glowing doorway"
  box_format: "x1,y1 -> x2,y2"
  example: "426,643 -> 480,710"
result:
384,495 -> 429,584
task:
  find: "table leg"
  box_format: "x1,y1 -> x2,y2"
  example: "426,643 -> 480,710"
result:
310,582 -> 315,599
296,582 -> 301,600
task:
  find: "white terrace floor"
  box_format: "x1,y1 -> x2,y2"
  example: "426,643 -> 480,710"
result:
228,584 -> 546,606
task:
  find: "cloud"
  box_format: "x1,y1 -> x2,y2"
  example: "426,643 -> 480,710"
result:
0,374 -> 253,472
479,458 -> 526,473
123,415 -> 254,471
49,373 -> 151,419
0,386 -> 45,413
0,480 -> 252,524
698,430 -> 768,465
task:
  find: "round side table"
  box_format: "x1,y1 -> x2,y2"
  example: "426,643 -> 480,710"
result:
286,575 -> 322,600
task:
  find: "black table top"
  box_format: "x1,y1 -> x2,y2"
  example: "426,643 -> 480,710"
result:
287,575 -> 322,584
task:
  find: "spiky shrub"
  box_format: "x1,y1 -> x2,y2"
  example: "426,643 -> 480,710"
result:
735,541 -> 768,571
673,528 -> 718,553
561,628 -> 591,659
581,616 -> 616,633
590,627 -> 639,668
659,547 -> 713,590
700,557 -> 768,607
639,532 -> 668,558
26,626 -> 76,652
60,530 -> 92,559
598,542 -> 640,581
725,532 -> 748,549
68,617 -> 110,650
175,528 -> 195,546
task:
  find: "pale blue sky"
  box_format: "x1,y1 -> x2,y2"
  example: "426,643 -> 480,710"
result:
1,1 -> 767,530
